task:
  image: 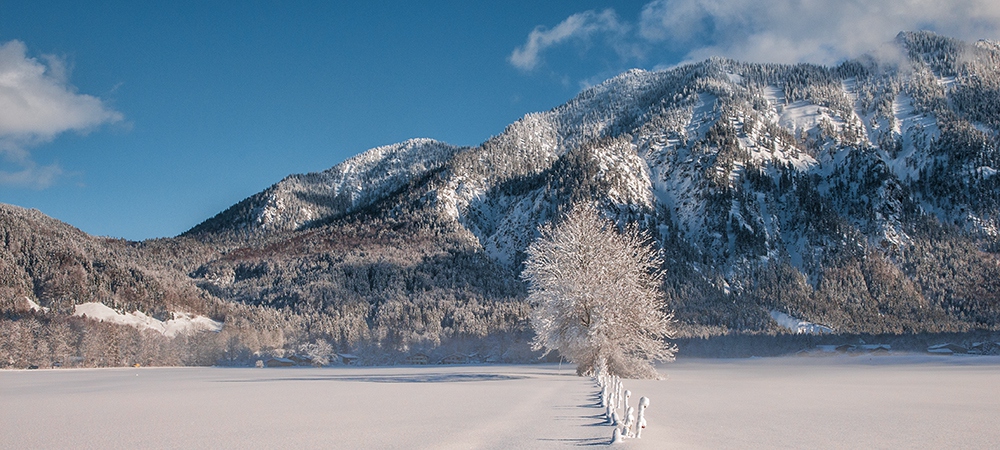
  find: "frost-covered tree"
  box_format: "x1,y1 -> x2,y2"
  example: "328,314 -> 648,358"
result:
299,339 -> 334,366
523,205 -> 676,378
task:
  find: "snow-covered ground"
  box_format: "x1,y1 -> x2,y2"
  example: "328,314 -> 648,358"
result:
769,310 -> 834,335
73,302 -> 223,337
3,356 -> 1000,449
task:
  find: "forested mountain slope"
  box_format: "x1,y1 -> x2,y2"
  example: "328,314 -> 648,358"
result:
187,31 -> 999,335
3,32 -> 999,368
0,204 -> 215,317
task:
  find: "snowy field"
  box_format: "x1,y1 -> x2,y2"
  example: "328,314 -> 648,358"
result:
3,355 -> 1000,449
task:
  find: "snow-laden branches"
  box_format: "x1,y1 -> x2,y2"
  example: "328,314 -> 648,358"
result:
523,204 -> 676,378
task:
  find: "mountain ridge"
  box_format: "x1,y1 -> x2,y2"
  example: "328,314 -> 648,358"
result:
3,31 -> 1000,368
185,138 -> 465,238
181,30 -> 1000,335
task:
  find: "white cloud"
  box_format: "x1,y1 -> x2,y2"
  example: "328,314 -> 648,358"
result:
509,9 -> 627,71
0,40 -> 122,188
511,0 -> 1000,71
0,161 -> 63,189
640,0 -> 1000,65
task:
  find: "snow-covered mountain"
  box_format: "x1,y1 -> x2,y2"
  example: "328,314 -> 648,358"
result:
179,31 -> 1000,337
5,32 -> 1000,368
187,138 -> 464,236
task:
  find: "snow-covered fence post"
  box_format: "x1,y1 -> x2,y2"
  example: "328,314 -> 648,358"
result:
611,426 -> 624,444
634,397 -> 650,438
615,376 -> 625,412
606,384 -> 616,423
622,406 -> 636,438
611,376 -> 618,413
606,390 -> 618,425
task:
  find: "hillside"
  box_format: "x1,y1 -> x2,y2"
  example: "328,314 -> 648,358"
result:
185,31 -> 1000,335
3,31 -> 1000,368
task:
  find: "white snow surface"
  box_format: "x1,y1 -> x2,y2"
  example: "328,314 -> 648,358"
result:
4,357 -> 1000,449
1,364 -> 607,449
73,302 -> 223,337
769,310 -> 834,335
22,297 -> 48,312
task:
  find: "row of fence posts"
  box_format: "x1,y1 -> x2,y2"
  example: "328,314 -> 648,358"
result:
594,369 -> 649,444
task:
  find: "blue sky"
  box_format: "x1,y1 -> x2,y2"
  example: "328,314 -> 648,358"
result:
2,1 -> 999,240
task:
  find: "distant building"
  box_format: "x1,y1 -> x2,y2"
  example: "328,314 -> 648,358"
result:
969,342 -> 1000,355
338,353 -> 359,365
288,354 -> 314,366
264,357 -> 295,367
439,353 -> 468,364
927,343 -> 968,355
404,353 -> 429,365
